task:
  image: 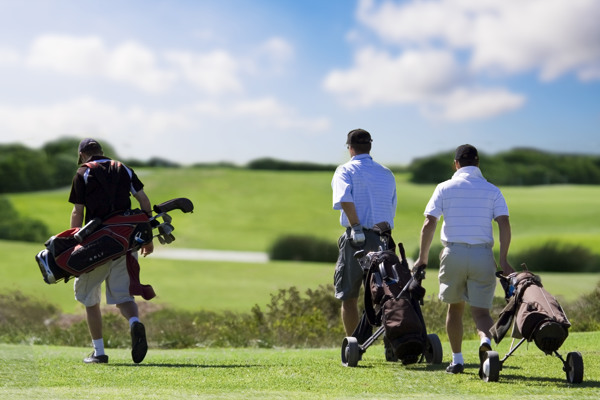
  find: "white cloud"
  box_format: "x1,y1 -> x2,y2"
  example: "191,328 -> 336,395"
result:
357,0 -> 600,81
164,49 -> 242,94
429,88 -> 525,121
0,47 -> 20,66
327,0 -> 600,120
0,96 -> 329,160
324,47 -> 464,107
107,41 -> 176,93
26,34 -> 175,93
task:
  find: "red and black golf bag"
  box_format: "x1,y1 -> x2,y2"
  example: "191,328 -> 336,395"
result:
35,197 -> 194,300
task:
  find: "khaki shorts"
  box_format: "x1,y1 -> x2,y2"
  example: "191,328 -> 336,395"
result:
334,228 -> 386,301
438,243 -> 497,309
74,253 -> 136,307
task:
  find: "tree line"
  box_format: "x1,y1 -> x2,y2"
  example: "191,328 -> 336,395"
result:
409,148 -> 600,185
2,139 -> 600,195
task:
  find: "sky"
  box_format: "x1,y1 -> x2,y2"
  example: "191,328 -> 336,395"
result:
0,0 -> 599,166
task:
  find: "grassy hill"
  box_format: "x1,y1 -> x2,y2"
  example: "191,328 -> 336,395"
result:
7,167 -> 600,255
3,167 -> 600,313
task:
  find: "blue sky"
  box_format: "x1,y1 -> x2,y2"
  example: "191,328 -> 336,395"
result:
0,0 -> 599,166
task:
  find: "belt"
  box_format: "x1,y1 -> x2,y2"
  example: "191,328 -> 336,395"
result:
444,242 -> 492,249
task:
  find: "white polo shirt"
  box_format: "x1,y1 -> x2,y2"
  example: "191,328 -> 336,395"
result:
332,154 -> 397,229
424,166 -> 508,245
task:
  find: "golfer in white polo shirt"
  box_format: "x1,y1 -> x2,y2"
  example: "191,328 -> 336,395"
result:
415,144 -> 515,375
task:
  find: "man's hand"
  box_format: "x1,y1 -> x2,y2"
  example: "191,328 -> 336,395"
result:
350,224 -> 365,246
141,241 -> 154,257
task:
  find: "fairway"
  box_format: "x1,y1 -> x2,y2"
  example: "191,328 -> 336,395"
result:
1,332 -> 599,399
7,168 -> 600,256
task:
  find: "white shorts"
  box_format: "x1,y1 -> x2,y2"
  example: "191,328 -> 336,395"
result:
74,253 -> 136,307
438,243 -> 497,309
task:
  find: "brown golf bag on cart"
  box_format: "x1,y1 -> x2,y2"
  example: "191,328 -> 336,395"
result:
491,270 -> 571,354
357,225 -> 428,364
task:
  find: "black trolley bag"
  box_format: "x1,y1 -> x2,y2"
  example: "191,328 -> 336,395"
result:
35,198 -> 194,287
482,268 -> 584,383
341,222 -> 443,367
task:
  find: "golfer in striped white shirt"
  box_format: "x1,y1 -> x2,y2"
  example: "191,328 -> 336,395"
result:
415,144 -> 515,375
332,129 -> 397,336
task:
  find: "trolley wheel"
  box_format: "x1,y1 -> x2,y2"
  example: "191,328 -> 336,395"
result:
480,351 -> 500,382
424,333 -> 443,364
565,351 -> 584,384
341,337 -> 360,367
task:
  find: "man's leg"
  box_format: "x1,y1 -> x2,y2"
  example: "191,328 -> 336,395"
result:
86,303 -> 103,340
471,306 -> 494,341
116,300 -> 138,320
471,305 -> 494,367
341,297 -> 359,336
83,303 -> 109,363
447,302 -> 465,354
117,300 -> 147,364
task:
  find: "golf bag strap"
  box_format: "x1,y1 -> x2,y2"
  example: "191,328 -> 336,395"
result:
126,252 -> 156,300
363,268 -> 380,325
490,295 -> 517,344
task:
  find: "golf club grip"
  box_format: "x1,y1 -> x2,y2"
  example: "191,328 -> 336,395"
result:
74,218 -> 101,243
153,197 -> 194,214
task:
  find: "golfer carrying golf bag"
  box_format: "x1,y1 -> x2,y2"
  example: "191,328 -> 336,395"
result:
68,138 -> 153,364
331,129 -> 397,337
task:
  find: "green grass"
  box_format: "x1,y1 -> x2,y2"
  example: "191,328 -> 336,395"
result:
3,240 -> 598,314
4,168 -> 600,312
8,168 -> 600,256
1,332 -> 599,399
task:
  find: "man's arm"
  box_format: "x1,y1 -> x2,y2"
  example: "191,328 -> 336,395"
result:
340,202 -> 360,226
340,201 -> 365,245
70,204 -> 85,228
495,215 -> 514,274
414,215 -> 438,268
133,189 -> 154,257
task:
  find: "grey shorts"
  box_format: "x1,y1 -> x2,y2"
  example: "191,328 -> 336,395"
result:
438,243 -> 497,309
333,228 -> 386,301
74,254 -> 136,307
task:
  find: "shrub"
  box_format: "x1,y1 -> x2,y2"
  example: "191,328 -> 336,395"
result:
0,196 -> 50,242
411,243 -> 444,270
510,241 -> 600,272
269,234 -> 338,262
251,285 -> 344,348
564,281 -> 600,332
247,158 -> 336,172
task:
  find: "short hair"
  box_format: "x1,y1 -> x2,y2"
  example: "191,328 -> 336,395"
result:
350,142 -> 372,154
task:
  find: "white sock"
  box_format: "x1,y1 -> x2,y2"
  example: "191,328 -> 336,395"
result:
452,352 -> 464,365
93,338 -> 105,356
128,316 -> 140,327
481,337 -> 492,347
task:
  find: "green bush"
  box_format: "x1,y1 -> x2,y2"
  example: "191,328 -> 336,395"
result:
247,157 -> 336,172
269,234 -> 338,262
3,279 -> 599,349
0,196 -> 49,242
564,281 -> 600,332
411,243 -> 444,270
510,241 -> 600,272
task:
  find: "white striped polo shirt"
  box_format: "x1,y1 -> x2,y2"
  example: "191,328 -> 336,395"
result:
424,166 -> 508,245
332,154 -> 397,229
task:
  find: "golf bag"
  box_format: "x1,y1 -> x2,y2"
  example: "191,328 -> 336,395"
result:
491,271 -> 570,354
36,210 -> 152,284
35,197 -> 194,288
360,244 -> 427,364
